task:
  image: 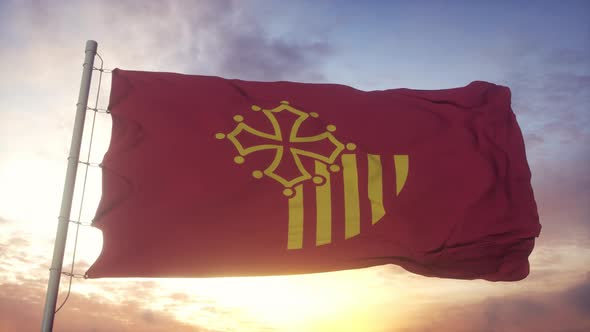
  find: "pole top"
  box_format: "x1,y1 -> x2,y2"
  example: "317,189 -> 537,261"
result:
85,40 -> 98,53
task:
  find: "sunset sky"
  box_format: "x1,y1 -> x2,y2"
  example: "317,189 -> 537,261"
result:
1,1 -> 589,331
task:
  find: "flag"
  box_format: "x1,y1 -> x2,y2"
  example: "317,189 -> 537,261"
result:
86,69 -> 540,281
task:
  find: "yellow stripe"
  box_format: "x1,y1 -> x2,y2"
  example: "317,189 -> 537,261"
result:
315,161 -> 332,246
287,184 -> 304,249
394,155 -> 409,195
342,154 -> 360,239
367,154 -> 385,224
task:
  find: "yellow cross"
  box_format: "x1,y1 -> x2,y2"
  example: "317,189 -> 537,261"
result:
216,101 -> 349,195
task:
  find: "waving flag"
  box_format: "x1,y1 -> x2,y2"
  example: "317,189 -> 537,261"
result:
86,69 -> 540,281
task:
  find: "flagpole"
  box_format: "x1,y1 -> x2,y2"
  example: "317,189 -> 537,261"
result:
40,40 -> 98,332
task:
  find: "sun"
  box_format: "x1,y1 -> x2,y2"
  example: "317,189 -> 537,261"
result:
115,269 -> 413,332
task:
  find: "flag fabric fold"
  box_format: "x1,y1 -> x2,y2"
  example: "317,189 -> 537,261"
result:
86,69 -> 540,281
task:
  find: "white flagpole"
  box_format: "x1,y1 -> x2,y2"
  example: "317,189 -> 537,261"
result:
41,40 -> 98,332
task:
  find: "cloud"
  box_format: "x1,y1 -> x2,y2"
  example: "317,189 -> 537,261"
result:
563,275 -> 590,314
0,0 -> 334,82
404,277 -> 590,332
214,29 -> 332,81
0,235 -> 33,265
0,274 -> 289,332
0,0 -> 335,122
0,216 -> 9,224
505,46 -> 590,128
0,282 -> 212,332
543,47 -> 590,68
91,0 -> 334,81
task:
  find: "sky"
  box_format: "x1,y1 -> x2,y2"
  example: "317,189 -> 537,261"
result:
0,0 -> 589,331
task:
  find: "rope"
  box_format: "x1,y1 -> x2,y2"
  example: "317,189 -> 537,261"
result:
77,161 -> 101,167
61,272 -> 87,278
92,53 -> 113,73
87,107 -> 110,114
55,52 -> 108,313
68,219 -> 93,227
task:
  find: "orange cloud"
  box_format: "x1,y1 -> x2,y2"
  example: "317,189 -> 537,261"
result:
0,282 -> 209,332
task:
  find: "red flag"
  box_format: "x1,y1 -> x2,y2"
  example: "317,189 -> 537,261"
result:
86,69 -> 540,281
